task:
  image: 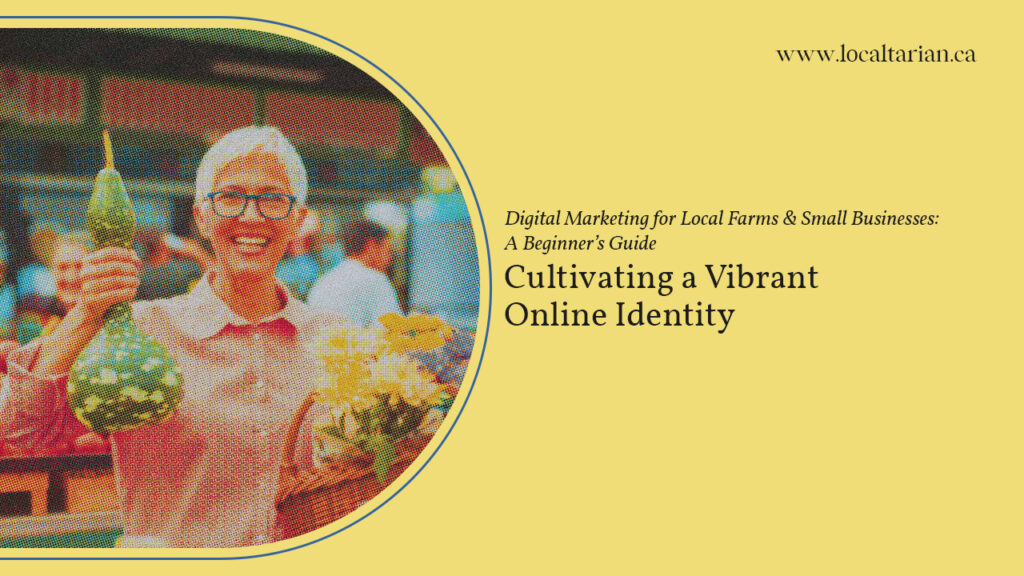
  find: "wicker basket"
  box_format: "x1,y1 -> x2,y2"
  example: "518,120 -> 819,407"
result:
275,392 -> 430,539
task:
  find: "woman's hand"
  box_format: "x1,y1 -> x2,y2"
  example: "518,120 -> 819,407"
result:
74,247 -> 142,325
74,432 -> 111,454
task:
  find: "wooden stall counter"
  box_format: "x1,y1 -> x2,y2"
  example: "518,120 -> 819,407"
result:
1,454 -> 122,547
1,454 -> 116,518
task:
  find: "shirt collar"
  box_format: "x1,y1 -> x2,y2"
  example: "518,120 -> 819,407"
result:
181,273 -> 318,340
344,259 -> 369,272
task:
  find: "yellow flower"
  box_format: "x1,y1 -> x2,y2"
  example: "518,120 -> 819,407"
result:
380,313 -> 453,353
378,313 -> 406,331
309,318 -> 441,414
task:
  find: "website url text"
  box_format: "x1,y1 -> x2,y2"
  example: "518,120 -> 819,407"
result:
777,44 -> 976,63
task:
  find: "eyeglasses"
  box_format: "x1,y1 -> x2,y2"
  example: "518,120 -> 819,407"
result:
207,191 -> 297,220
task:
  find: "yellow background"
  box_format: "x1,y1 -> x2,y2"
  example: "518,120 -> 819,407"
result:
3,2 -> 1023,574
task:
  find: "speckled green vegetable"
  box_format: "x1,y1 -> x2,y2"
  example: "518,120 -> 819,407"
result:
67,131 -> 183,434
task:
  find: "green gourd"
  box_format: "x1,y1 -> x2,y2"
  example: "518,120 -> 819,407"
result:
67,131 -> 184,434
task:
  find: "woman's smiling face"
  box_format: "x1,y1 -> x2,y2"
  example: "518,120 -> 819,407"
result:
194,151 -> 307,283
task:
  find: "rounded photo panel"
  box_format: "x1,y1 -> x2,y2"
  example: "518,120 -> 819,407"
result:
0,24 -> 485,553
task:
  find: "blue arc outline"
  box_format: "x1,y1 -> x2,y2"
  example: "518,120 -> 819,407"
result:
0,14 -> 492,561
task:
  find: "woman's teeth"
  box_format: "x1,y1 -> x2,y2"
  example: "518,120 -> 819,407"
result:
232,236 -> 270,251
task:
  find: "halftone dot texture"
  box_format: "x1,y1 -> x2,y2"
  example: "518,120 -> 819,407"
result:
67,137 -> 184,435
1,27 -> 483,548
267,93 -> 401,152
102,78 -> 255,136
0,69 -> 83,124
0,530 -> 122,548
276,438 -> 429,539
410,210 -> 480,330
276,392 -> 430,538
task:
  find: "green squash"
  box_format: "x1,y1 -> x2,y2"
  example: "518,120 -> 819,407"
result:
66,131 -> 184,434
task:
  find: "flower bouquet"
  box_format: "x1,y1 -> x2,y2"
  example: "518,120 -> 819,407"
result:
310,320 -> 440,482
276,315 -> 470,538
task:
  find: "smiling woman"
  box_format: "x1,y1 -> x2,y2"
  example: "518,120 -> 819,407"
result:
0,126 -> 341,547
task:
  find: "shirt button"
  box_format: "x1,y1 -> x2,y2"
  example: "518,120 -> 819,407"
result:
253,332 -> 261,342
256,379 -> 265,389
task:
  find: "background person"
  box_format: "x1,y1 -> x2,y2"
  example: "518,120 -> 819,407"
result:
12,220 -> 65,342
307,218 -> 401,326
41,230 -> 91,336
46,230 -> 110,455
275,209 -> 322,301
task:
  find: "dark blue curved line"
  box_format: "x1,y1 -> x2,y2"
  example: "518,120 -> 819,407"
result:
0,14 -> 492,562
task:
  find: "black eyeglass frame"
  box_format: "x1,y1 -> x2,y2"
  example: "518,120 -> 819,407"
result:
206,191 -> 297,220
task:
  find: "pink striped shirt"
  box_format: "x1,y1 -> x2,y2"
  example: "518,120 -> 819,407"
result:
0,275 -> 333,547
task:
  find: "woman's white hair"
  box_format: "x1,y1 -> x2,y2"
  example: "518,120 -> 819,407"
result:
194,126 -> 308,205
